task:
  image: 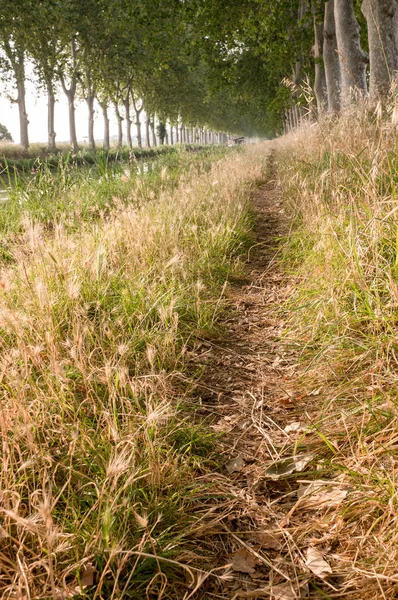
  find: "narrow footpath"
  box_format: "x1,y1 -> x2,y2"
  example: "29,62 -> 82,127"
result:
187,152 -> 322,599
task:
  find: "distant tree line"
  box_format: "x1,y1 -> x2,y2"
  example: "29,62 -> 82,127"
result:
0,0 -> 397,150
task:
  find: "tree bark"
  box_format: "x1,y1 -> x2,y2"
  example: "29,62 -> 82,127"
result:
87,94 -> 96,150
131,95 -> 143,148
100,102 -> 110,151
123,94 -> 132,147
170,124 -> 174,145
60,40 -> 79,151
5,43 -> 30,150
150,117 -> 157,146
114,102 -> 123,147
145,115 -> 151,147
46,80 -> 56,152
362,0 -> 398,98
334,0 -> 368,105
323,0 -> 342,112
313,4 -> 328,114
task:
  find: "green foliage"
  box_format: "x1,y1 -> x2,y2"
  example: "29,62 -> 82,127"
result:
0,123 -> 12,142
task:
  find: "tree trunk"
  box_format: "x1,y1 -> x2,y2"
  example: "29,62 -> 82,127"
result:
145,116 -> 151,147
60,40 -> 79,151
313,5 -> 328,114
175,124 -> 179,143
323,0 -> 342,112
170,125 -> 174,145
124,95 -> 132,147
362,0 -> 398,99
101,103 -> 110,151
15,55 -> 29,150
87,94 -> 95,150
46,80 -> 56,152
66,92 -> 78,151
131,95 -> 143,148
150,118 -> 157,146
334,0 -> 368,105
114,103 -> 123,147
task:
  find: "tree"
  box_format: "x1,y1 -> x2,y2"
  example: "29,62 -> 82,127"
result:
362,0 -> 398,99
0,123 -> 12,142
323,0 -> 342,113
334,0 -> 368,105
0,0 -> 31,149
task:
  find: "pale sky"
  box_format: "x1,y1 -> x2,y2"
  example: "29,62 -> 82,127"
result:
0,63 -> 134,145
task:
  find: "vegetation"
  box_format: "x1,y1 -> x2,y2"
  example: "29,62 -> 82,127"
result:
1,0 -> 397,149
0,123 -> 12,142
274,102 -> 398,597
0,143 -> 269,598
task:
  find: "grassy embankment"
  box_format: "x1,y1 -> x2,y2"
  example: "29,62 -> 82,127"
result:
277,105 -> 398,597
0,143 -> 268,598
0,141 -> 211,172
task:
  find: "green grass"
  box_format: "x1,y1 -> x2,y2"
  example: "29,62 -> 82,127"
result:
275,104 -> 398,598
0,142 -> 268,598
0,145 -> 231,242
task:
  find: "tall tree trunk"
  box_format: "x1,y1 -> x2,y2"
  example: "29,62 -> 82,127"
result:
60,40 -> 79,151
123,94 -> 132,147
100,103 -> 110,151
175,123 -> 179,143
145,115 -> 151,148
46,80 -> 56,152
67,94 -> 78,150
131,95 -> 143,148
323,0 -> 342,112
334,0 -> 368,105
150,117 -> 157,146
3,43 -> 29,149
362,0 -> 398,99
114,102 -> 123,147
13,48 -> 29,150
82,68 -> 96,150
313,4 -> 328,114
179,124 -> 183,142
87,94 -> 95,150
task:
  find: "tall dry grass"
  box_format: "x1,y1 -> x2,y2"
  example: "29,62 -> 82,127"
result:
0,145 -> 268,599
276,100 -> 398,597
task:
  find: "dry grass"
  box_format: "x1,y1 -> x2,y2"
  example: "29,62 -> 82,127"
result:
274,99 -> 398,598
0,144 -> 269,599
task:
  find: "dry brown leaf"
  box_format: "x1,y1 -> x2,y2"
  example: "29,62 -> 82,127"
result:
272,582 -> 298,599
284,422 -> 302,433
226,455 -> 246,474
265,454 -> 313,479
231,548 -> 257,574
80,562 -> 96,588
298,481 -> 347,508
248,531 -> 281,549
305,547 -> 332,579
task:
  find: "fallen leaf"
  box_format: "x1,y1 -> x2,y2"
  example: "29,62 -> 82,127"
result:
80,562 -> 96,588
305,547 -> 332,579
265,454 -> 313,479
231,548 -> 257,574
248,531 -> 281,549
226,455 -> 246,474
284,422 -> 301,433
298,481 -> 347,507
272,582 -> 298,599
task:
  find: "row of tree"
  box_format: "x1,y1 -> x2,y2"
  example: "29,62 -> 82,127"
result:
0,0 -> 397,151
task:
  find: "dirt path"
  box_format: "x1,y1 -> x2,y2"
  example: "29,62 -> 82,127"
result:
187,152 -> 318,599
